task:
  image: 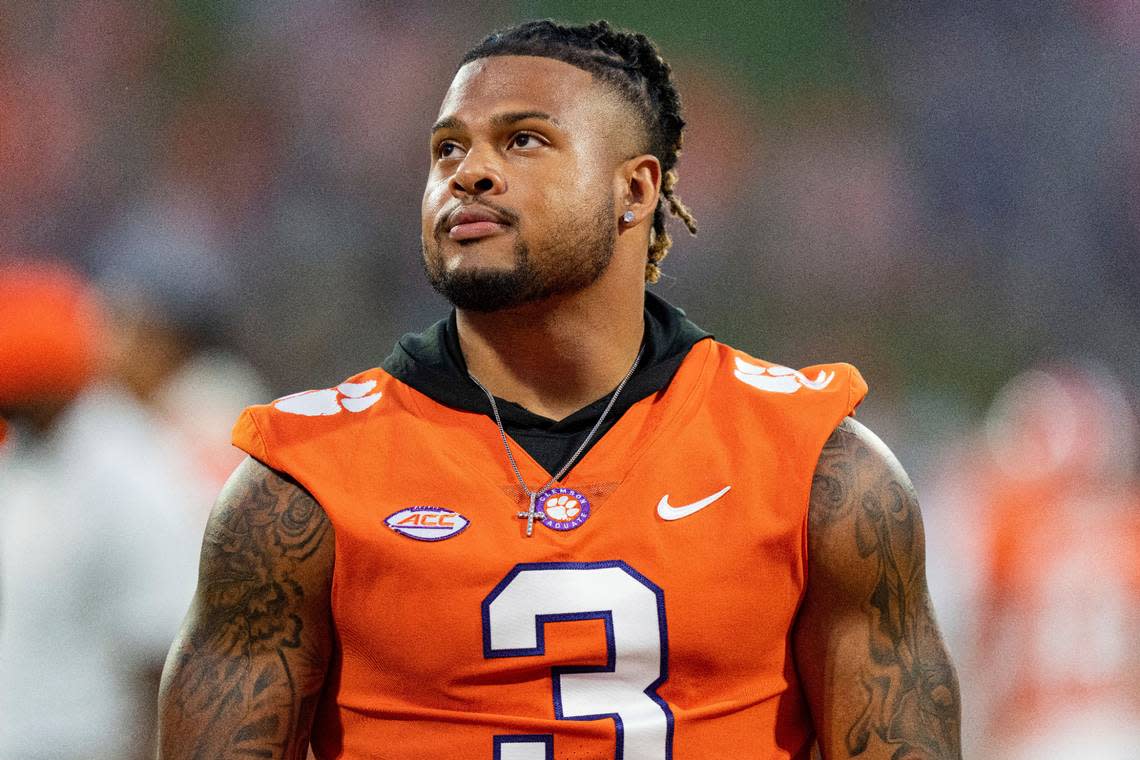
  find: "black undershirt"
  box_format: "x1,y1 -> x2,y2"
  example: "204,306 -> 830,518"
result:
380,292 -> 711,478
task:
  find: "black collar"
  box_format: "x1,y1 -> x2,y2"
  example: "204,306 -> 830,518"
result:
381,291 -> 712,433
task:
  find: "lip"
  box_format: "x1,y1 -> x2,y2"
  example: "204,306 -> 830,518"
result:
443,205 -> 510,241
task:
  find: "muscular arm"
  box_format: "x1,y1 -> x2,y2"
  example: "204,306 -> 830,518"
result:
157,457 -> 334,760
795,419 -> 961,759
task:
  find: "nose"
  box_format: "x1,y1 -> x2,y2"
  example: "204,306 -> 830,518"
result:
450,148 -> 505,198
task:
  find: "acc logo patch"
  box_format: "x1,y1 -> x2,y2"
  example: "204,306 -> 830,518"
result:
385,506 -> 470,541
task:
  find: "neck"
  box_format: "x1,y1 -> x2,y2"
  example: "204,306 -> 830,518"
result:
458,283 -> 645,421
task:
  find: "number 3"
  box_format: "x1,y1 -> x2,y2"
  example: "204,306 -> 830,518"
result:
481,561 -> 673,760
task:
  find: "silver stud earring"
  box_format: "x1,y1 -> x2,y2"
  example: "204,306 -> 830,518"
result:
622,210 -> 635,224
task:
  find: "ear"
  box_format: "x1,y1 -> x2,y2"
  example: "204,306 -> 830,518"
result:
614,154 -> 661,227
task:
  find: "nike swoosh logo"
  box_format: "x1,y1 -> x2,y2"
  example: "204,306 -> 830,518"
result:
657,485 -> 732,521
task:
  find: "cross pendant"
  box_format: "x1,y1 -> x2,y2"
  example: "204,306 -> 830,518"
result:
517,493 -> 545,537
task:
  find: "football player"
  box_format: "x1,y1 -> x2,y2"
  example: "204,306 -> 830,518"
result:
158,20 -> 961,760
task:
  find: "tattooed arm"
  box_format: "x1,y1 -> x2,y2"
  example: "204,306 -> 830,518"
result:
794,418 -> 961,759
157,457 -> 334,760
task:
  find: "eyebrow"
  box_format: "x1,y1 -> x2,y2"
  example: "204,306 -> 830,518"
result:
430,110 -> 559,134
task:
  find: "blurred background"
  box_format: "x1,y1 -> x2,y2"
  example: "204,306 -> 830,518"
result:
1,1 -> 1137,757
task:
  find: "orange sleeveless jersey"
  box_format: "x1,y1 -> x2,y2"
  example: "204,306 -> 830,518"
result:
232,339 -> 867,760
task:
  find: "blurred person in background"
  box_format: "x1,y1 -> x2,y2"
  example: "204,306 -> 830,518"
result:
926,364 -> 1140,759
91,205 -> 271,499
0,258 -> 209,759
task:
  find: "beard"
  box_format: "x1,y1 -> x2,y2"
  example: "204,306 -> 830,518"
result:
422,194 -> 616,313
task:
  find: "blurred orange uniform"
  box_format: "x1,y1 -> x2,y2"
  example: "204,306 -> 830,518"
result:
943,366 -> 1140,757
233,340 -> 866,760
977,482 -> 1140,734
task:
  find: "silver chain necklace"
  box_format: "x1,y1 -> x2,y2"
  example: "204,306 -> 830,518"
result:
468,344 -> 645,536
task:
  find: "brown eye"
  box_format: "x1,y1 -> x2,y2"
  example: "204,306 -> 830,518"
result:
437,141 -> 463,159
509,133 -> 542,150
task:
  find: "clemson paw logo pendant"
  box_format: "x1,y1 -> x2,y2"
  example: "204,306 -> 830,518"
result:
537,487 -> 591,531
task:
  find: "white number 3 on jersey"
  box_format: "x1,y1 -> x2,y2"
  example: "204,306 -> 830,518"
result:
481,561 -> 673,760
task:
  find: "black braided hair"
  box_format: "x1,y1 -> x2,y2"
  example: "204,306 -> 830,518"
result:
461,19 -> 697,283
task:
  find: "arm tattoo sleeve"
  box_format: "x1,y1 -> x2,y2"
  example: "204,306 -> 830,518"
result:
158,459 -> 334,760
807,419 -> 962,760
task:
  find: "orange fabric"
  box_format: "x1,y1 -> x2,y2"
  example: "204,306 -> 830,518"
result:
973,480 -> 1140,738
233,340 -> 867,760
0,260 -> 106,406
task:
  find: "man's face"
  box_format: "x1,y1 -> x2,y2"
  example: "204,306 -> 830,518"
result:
421,55 -> 636,312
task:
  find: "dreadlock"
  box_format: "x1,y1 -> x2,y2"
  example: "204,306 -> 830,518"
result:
461,19 -> 698,284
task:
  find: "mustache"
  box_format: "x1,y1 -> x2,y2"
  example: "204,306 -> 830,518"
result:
434,202 -> 520,239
